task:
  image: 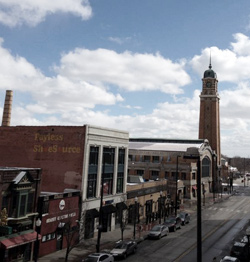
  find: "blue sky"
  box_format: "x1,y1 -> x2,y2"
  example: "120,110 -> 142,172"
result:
1,0 -> 250,158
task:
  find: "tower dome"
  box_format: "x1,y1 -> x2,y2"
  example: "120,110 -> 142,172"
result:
204,62 -> 217,79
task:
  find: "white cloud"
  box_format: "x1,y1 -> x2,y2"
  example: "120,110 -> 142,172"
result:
0,40 -> 122,118
108,36 -> 132,45
56,48 -> 191,94
231,33 -> 250,56
2,32 -> 250,157
190,34 -> 250,83
0,0 -> 92,27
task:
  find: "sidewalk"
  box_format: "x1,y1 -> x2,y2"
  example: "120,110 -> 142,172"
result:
39,192 -> 232,262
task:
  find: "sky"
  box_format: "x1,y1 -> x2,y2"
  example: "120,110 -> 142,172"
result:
0,1 -> 250,158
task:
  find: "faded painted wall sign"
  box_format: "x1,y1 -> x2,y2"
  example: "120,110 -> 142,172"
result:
33,133 -> 81,153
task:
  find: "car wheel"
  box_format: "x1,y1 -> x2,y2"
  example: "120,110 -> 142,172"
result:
123,253 -> 127,259
173,226 -> 176,232
133,248 -> 136,254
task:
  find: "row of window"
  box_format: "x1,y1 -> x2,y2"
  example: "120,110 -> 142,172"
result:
129,155 -> 172,163
2,191 -> 34,218
87,147 -> 126,199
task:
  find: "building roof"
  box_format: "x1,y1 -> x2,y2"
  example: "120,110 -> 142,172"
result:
129,138 -> 205,153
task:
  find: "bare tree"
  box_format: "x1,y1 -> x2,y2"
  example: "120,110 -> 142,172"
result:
120,208 -> 128,240
63,204 -> 87,262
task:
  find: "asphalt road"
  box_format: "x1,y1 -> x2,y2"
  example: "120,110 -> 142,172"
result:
125,181 -> 250,262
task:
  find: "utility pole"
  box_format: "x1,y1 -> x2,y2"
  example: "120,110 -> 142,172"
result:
184,150 -> 202,262
175,156 -> 180,217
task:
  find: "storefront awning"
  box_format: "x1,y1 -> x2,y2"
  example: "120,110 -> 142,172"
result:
0,231 -> 41,249
102,205 -> 117,214
192,185 -> 197,190
86,208 -> 99,218
116,202 -> 127,210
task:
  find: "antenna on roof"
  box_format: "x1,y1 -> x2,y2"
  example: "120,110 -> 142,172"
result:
209,49 -> 212,69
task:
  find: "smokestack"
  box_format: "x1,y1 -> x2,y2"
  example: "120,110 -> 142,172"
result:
2,90 -> 13,127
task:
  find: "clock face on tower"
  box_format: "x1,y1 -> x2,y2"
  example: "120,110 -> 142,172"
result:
206,82 -> 211,88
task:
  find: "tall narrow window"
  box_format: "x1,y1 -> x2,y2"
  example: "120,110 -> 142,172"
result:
19,194 -> 27,217
89,146 -> 99,165
87,146 -> 99,198
101,147 -> 115,196
116,173 -> 124,193
27,192 -> 34,213
87,174 -> 97,198
202,158 -> 210,177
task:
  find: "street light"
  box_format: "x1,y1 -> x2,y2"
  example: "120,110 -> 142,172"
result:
96,150 -> 109,252
159,191 -> 163,224
246,227 -> 250,260
175,156 -> 180,217
202,182 -> 205,206
34,217 -> 42,262
219,178 -> 222,198
133,196 -> 138,239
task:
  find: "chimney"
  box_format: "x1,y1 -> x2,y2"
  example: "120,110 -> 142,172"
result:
2,90 -> 13,127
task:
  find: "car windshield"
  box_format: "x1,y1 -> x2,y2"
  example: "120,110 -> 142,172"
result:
151,226 -> 161,231
115,243 -> 127,249
85,257 -> 98,262
165,218 -> 175,223
232,246 -> 245,252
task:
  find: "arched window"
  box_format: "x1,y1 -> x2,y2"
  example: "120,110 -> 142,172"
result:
202,157 -> 210,177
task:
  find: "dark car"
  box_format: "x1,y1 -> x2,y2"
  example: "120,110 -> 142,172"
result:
110,240 -> 137,259
177,212 -> 190,225
163,216 -> 182,232
230,242 -> 248,261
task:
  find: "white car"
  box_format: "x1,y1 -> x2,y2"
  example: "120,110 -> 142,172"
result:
83,253 -> 114,262
147,224 -> 169,239
220,256 -> 239,262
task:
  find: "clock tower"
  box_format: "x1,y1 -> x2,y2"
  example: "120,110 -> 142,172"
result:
199,61 -> 221,165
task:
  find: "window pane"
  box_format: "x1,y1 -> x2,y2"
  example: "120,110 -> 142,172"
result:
89,146 -> 99,165
27,193 -> 34,213
87,174 -> 97,198
19,195 -> 27,217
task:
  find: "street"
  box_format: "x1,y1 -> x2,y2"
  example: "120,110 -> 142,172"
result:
125,180 -> 250,262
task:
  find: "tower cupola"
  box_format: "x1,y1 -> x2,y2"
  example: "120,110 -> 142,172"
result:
203,60 -> 217,79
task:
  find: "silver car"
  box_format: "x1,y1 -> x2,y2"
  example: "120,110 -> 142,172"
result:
83,253 -> 114,262
178,212 -> 190,225
110,240 -> 137,259
147,224 -> 169,239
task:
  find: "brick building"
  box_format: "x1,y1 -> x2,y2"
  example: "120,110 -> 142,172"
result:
37,190 -> 80,257
0,167 -> 41,262
0,125 -> 129,241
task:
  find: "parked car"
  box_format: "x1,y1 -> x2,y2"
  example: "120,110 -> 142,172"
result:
230,242 -> 248,261
110,240 -> 137,259
147,224 -> 169,239
177,212 -> 190,225
220,256 -> 240,262
163,216 -> 182,232
83,253 -> 114,262
241,235 -> 250,245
